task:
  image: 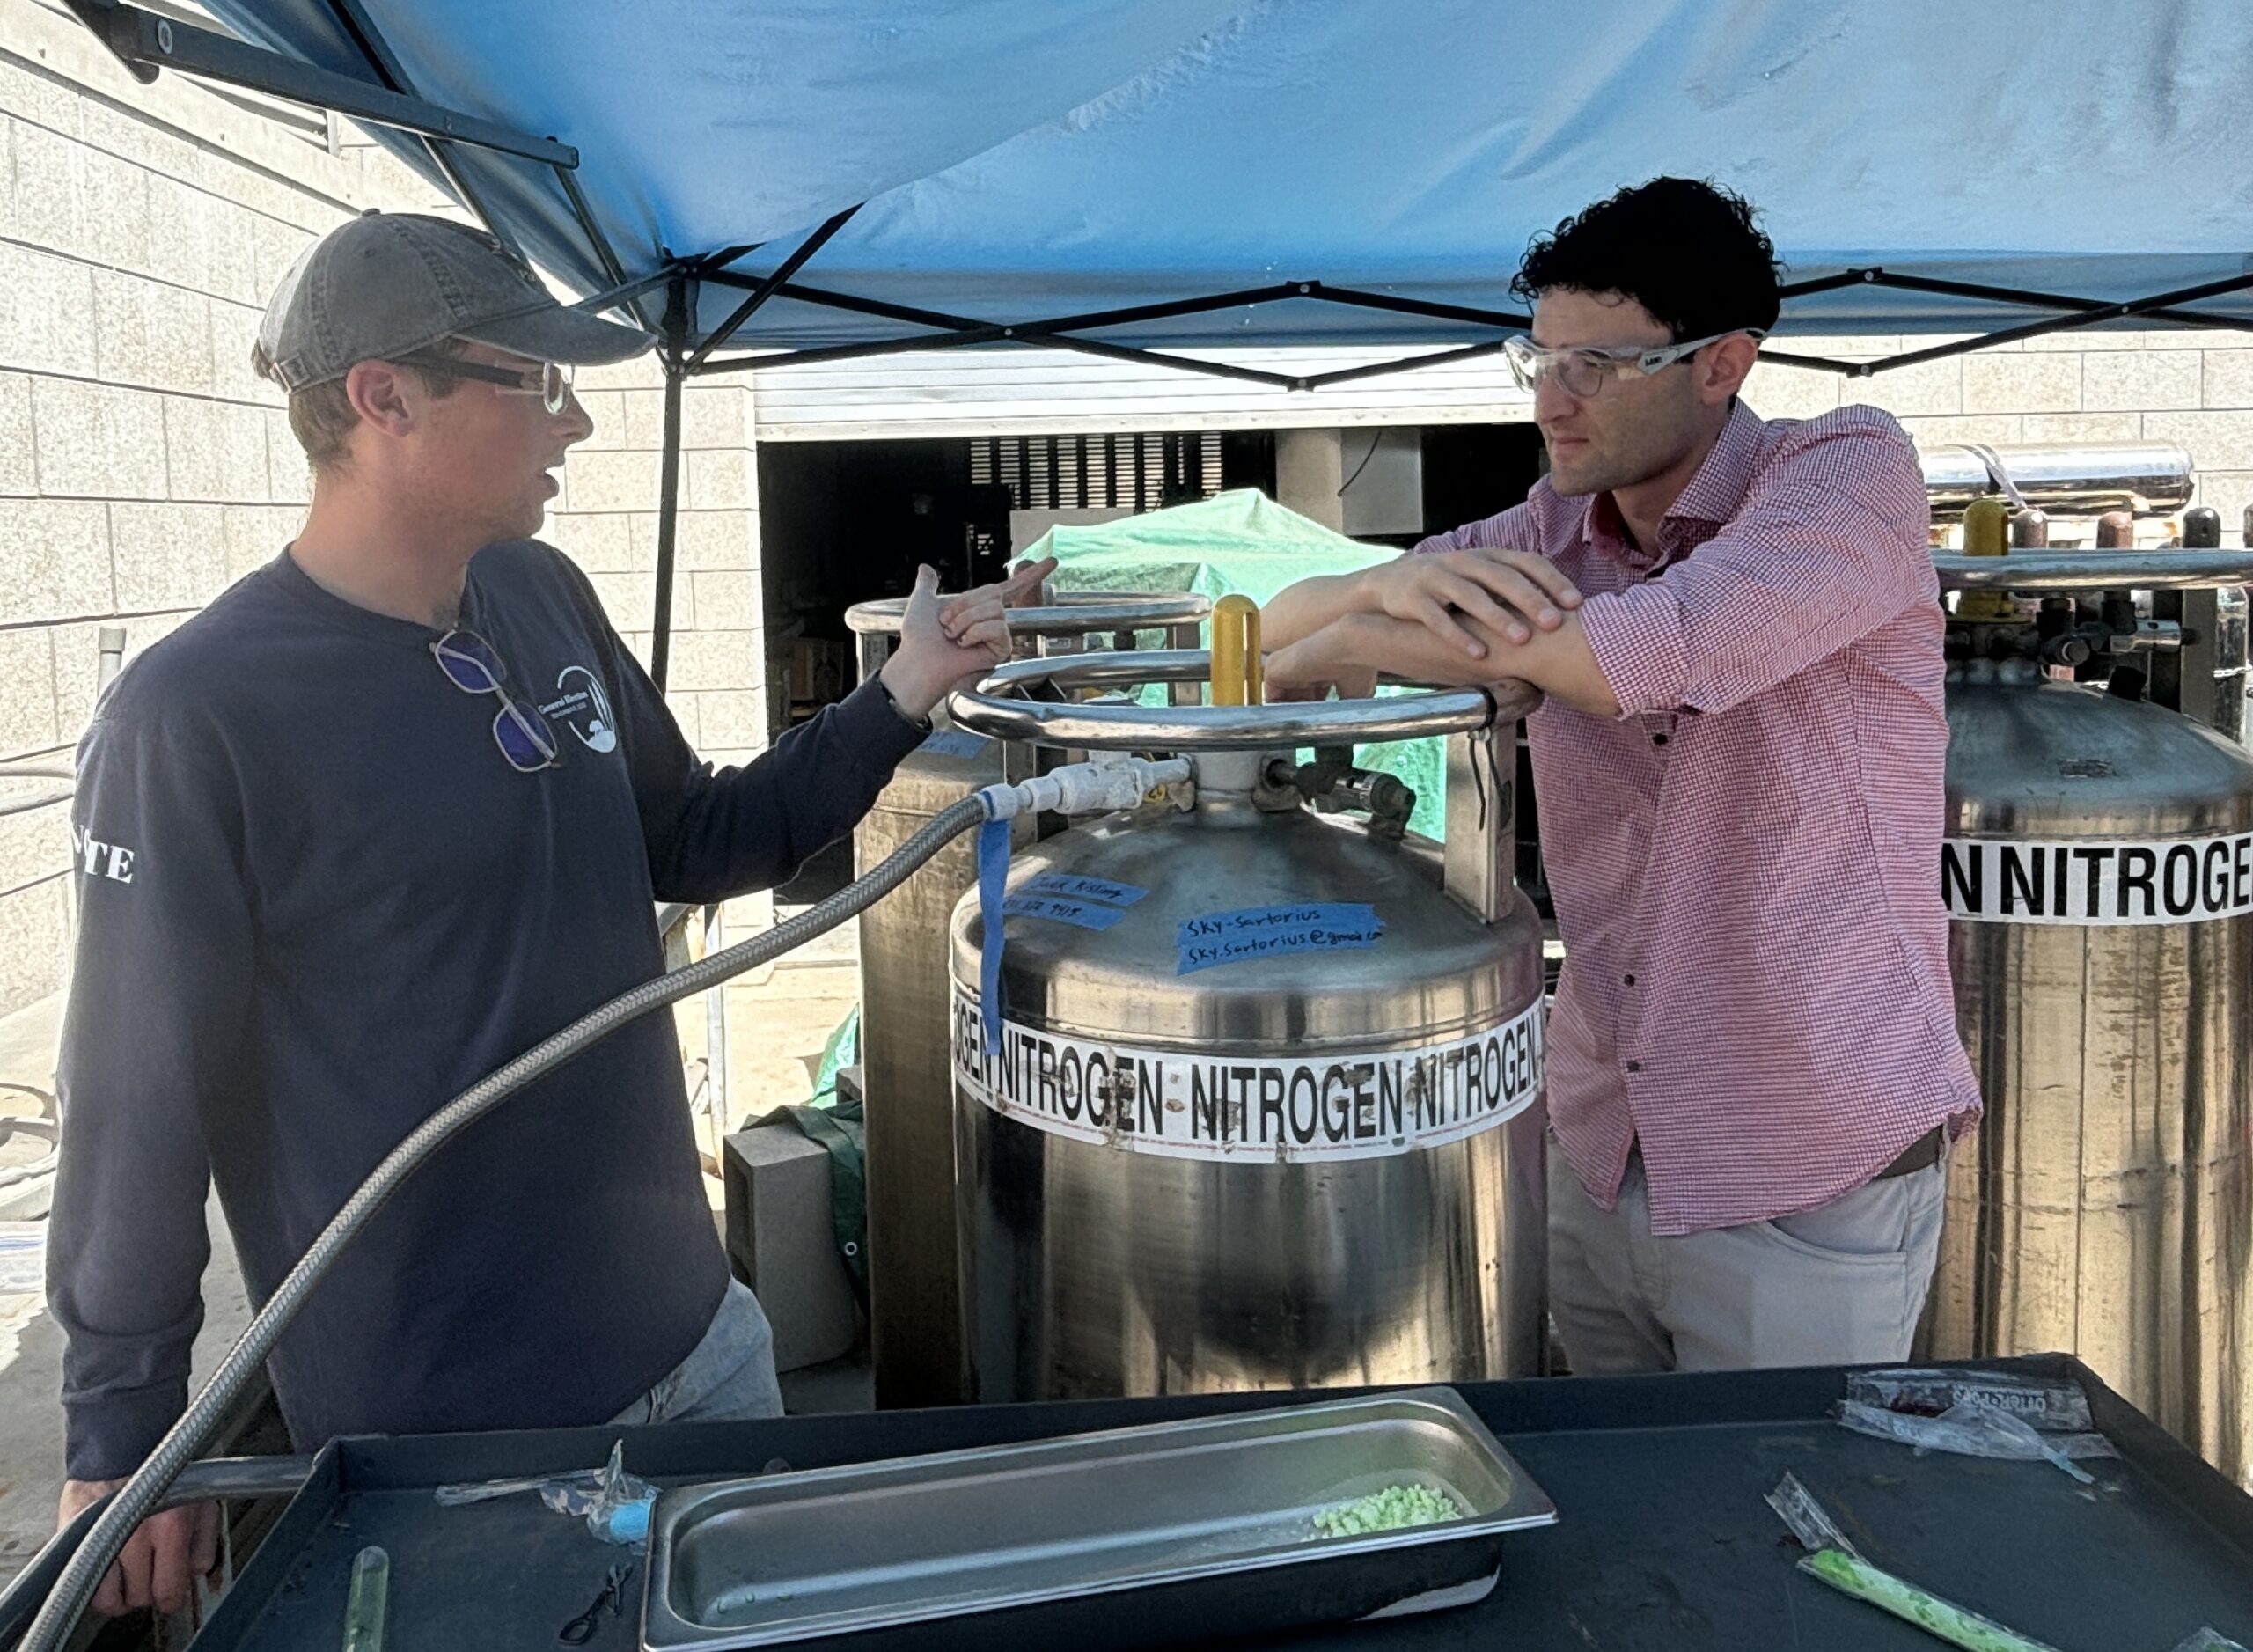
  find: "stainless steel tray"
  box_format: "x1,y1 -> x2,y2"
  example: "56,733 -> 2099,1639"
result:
641,1386 -> 1557,1650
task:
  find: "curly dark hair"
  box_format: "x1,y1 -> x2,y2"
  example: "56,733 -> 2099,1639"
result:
1511,177 -> 1781,343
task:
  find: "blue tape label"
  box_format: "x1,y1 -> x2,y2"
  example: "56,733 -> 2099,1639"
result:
1003,893 -> 1126,930
1175,903 -> 1383,974
918,730 -> 988,760
1022,872 -> 1149,907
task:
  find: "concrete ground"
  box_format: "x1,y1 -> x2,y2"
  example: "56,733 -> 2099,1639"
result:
0,913 -> 870,1590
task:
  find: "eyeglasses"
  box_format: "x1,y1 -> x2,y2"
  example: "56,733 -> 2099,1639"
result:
394,350 -> 575,415
431,628 -> 561,772
1501,328 -> 1767,400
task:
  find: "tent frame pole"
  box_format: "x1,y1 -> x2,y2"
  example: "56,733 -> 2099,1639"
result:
649,274 -> 691,694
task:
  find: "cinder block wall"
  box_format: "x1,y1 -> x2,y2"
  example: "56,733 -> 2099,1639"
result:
0,0 -> 767,1017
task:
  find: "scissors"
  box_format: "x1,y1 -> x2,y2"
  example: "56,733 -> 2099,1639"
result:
558,1561 -> 634,1645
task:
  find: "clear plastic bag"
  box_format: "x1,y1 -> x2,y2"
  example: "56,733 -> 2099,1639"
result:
1838,1399 -> 2112,1483
2168,1632 -> 2250,1652
1845,1367 -> 2094,1433
436,1440 -> 656,1544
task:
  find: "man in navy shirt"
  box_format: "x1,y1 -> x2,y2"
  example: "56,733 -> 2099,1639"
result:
48,212 -> 1042,1617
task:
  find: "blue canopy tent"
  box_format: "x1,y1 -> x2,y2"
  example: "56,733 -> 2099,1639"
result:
60,0 -> 2253,676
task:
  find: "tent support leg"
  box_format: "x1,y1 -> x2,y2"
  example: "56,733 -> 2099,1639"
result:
649,279 -> 689,694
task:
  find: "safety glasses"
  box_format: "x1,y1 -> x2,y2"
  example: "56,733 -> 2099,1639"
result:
395,350 -> 575,415
430,628 -> 561,772
1502,328 -> 1767,399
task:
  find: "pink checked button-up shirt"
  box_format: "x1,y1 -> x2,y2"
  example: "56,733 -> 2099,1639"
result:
1419,401 -> 1981,1236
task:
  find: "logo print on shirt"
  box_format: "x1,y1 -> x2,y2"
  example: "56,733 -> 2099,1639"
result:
539,665 -> 618,754
70,825 -> 135,884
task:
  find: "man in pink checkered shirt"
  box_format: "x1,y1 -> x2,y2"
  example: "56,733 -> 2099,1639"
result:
1266,179 -> 1982,1375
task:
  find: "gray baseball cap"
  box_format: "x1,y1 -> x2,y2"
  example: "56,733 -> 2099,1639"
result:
254,211 -> 653,393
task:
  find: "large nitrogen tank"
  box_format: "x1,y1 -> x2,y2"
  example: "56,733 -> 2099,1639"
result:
848,594 -> 1206,1409
949,752 -> 1547,1402
1930,661 -> 2253,1484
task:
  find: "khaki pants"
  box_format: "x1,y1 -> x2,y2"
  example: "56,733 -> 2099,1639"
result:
1547,1143 -> 1947,1375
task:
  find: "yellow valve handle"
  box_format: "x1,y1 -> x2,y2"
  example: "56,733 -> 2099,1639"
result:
1211,593 -> 1264,707
1956,496 -> 2017,620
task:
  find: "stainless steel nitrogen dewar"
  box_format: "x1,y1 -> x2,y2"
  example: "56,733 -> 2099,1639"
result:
847,591 -> 1208,1409
1925,532 -> 2253,1487
943,609 -> 1548,1403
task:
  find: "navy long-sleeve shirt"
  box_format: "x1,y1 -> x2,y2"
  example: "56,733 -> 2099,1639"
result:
48,540 -> 924,1479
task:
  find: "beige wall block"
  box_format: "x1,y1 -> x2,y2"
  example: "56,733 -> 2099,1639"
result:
547,511 -> 636,574
0,55 -> 85,136
0,241 -> 96,377
209,299 -> 277,405
0,877 -> 70,1017
0,370 -> 32,494
686,448 -> 755,510
222,504 -> 290,580
584,570 -> 656,634
2020,413 -> 2145,444
93,271 -> 214,394
1851,357 -> 1963,420
2191,471 -> 2253,537
1742,363 -> 1838,421
1962,354 -> 2080,415
563,450 -> 657,513
10,119 -> 89,261
694,688 -> 769,750
2050,327 -> 2223,353
574,389 -> 628,452
0,626 -> 57,753
0,793 -> 70,895
686,385 -> 751,451
0,497 -> 111,621
2201,350 -> 2253,411
250,213 -> 313,299
664,629 -> 762,694
621,388 -> 665,453
673,509 -> 760,572
1897,415 -> 2024,449
33,378 -> 166,498
2081,349 -> 2201,414
2143,412 -> 2253,474
204,200 -> 261,308
216,401 -> 272,502
77,134 -> 150,271
141,170 -> 223,295
691,569 -> 762,632
112,500 -> 227,610
161,394 -> 221,501
264,408 -> 310,504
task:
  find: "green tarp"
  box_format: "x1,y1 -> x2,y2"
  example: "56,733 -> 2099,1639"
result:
1027,490 -> 1446,839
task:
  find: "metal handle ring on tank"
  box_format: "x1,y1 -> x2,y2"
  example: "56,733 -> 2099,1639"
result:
947,649 -> 1542,750
845,590 -> 1211,639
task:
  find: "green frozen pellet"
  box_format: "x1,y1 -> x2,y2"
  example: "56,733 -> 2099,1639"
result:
1311,1484 -> 1463,1538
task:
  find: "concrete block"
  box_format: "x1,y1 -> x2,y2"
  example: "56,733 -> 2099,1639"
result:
0,243 -> 93,378
75,99 -> 201,191
686,385 -> 750,451
1963,353 -> 2080,415
204,202 -> 261,308
112,501 -> 227,610
694,688 -> 769,750
664,629 -> 761,694
1852,356 -> 1963,420
33,378 -> 166,499
250,215 -> 312,304
1743,362 -> 1838,422
2142,411 -> 2253,474
0,498 -> 114,623
561,450 -> 656,513
2201,350 -> 2253,411
547,511 -> 636,574
216,401 -> 272,502
721,1122 -> 859,1373
584,570 -> 654,634
0,59 -> 84,136
686,449 -> 755,510
676,509 -> 760,573
692,569 -> 762,632
209,300 -> 277,405
264,409 -> 310,504
0,878 -> 69,1022
93,269 -> 214,394
0,797 -> 70,898
0,628 -> 57,753
2082,349 -> 2201,414
2056,327 -> 2215,353
9,121 -> 87,261
2190,471 -> 2253,536
1897,415 -> 2025,451
222,504 -> 288,581
572,389 -> 628,452
621,388 -> 665,453
161,395 -> 221,501
574,357 -> 665,394
0,371 -> 33,496
77,142 -> 149,273
2021,413 -> 2145,444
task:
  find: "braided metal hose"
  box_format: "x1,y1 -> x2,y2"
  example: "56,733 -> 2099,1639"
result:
22,793 -> 994,1651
